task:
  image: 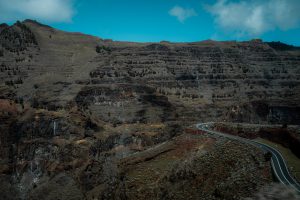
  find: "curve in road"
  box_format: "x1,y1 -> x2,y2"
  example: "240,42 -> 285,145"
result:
196,122 -> 300,193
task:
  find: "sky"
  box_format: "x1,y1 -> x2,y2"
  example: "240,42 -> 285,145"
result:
1,0 -> 300,45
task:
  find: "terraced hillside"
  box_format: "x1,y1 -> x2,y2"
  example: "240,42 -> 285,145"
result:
1,20 -> 300,125
0,20 -> 299,199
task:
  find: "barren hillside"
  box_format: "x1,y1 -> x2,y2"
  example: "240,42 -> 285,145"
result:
0,20 -> 299,199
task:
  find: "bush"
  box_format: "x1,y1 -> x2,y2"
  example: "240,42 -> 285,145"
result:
96,45 -> 111,53
5,80 -> 14,86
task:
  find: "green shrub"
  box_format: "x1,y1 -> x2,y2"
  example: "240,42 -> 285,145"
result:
96,45 -> 111,53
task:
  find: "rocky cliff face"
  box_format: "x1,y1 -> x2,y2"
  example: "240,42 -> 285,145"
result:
1,20 -> 300,124
0,20 -> 299,199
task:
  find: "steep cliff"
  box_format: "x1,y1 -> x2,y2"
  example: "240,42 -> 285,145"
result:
0,20 -> 299,199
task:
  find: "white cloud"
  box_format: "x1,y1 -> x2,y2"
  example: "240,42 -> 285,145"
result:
207,0 -> 300,37
169,6 -> 197,23
0,0 -> 75,23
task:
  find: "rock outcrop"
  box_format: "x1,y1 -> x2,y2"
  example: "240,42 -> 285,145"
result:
0,20 -> 299,199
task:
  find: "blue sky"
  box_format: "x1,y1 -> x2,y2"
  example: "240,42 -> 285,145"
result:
1,0 -> 300,45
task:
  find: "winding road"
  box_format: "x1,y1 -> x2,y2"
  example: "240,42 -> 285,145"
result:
196,122 -> 300,193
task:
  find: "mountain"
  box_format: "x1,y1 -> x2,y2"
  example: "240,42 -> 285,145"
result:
0,20 -> 299,199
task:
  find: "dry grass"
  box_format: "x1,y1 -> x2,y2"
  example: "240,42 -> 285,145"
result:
121,135 -> 215,199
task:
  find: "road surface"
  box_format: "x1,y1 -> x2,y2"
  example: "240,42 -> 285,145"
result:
196,122 -> 300,193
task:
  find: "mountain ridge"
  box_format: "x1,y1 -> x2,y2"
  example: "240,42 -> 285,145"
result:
0,19 -> 300,200
6,19 -> 300,47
